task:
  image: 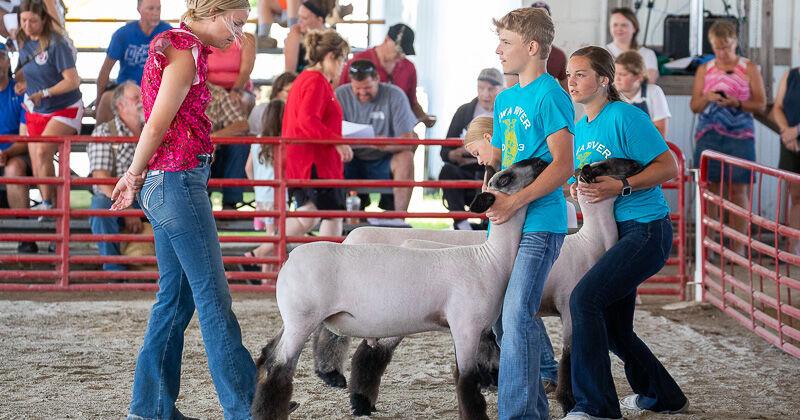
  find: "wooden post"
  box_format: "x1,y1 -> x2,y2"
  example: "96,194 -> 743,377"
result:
761,0 -> 774,99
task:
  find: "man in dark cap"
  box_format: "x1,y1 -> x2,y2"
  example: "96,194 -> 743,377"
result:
340,23 -> 436,127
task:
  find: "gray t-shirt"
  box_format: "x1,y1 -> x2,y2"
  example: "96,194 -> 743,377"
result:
19,35 -> 81,114
335,83 -> 417,161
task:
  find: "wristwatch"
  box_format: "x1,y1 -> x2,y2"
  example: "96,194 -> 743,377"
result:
620,177 -> 632,197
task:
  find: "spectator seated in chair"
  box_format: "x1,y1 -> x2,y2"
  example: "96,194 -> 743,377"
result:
438,68 -> 504,230
335,59 -> 418,217
206,81 -> 250,210
0,42 -> 35,253
87,82 -> 144,271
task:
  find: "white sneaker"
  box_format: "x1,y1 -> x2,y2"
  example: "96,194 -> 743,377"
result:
561,412 -> 621,420
620,394 -> 689,414
31,201 -> 54,222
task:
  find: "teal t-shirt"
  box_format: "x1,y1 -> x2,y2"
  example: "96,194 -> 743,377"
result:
573,101 -> 670,223
491,73 -> 575,234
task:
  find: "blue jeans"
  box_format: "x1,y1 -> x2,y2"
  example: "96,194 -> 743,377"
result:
494,318 -> 558,385
494,232 -> 565,420
90,192 -> 127,271
129,164 -> 256,420
569,216 -> 687,418
537,318 -> 558,383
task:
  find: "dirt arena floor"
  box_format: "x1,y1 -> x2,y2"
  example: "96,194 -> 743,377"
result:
0,292 -> 798,420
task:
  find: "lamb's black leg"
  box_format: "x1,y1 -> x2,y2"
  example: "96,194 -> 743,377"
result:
312,325 -> 350,388
475,329 -> 500,389
349,336 -> 403,416
454,367 -> 489,420
252,328 -> 301,419
555,347 -> 576,415
252,361 -> 295,420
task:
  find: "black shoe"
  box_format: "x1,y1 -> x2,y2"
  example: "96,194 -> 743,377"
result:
48,241 -> 56,253
17,242 -> 39,254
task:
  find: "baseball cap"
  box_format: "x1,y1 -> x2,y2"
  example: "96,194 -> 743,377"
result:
531,1 -> 551,15
477,68 -> 504,86
387,23 -> 415,56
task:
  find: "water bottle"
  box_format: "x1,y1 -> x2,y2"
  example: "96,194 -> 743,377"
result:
345,191 -> 361,224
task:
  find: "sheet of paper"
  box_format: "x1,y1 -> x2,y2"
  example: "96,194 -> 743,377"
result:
342,121 -> 375,138
664,56 -> 694,70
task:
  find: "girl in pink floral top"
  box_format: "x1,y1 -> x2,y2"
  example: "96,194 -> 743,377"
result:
141,23 -> 214,171
110,2 -> 257,419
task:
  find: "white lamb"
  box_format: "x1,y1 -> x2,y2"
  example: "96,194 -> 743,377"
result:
310,158 -> 645,416
251,158 -> 550,420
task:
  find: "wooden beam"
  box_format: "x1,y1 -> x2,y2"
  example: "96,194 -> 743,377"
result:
761,0 -> 775,99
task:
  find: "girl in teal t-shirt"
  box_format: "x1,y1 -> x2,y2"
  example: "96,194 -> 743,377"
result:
562,46 -> 688,420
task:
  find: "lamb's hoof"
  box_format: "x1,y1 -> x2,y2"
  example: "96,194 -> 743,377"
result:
351,393 -> 376,416
316,369 -> 347,388
478,368 -> 499,389
289,401 -> 299,413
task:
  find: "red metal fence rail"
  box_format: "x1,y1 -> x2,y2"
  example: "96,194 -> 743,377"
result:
698,150 -> 800,358
0,136 -> 688,296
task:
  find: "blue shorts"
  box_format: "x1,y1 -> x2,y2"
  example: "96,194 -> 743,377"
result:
344,156 -> 392,180
693,131 -> 755,184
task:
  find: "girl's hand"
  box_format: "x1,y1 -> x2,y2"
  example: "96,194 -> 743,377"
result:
110,171 -> 145,211
570,182 -> 578,200
110,177 -> 135,210
14,81 -> 26,95
336,144 -> 353,162
780,126 -> 799,151
577,176 -> 623,203
29,91 -> 44,106
486,191 -> 518,225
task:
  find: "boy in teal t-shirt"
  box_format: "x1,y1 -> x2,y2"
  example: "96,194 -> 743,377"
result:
482,7 -> 575,420
492,73 -> 575,233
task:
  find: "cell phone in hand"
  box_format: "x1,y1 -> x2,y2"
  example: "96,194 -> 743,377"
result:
715,90 -> 728,99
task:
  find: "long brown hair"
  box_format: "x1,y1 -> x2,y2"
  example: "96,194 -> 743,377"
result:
571,46 -> 623,102
258,98 -> 285,165
610,7 -> 641,50
18,0 -> 64,54
270,71 -> 297,100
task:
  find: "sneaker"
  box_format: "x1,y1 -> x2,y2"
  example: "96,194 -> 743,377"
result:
31,200 -> 54,222
17,241 -> 39,254
620,394 -> 689,414
561,412 -> 621,420
257,34 -> 278,52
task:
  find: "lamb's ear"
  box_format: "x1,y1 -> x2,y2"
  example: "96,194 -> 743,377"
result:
579,165 -> 594,183
469,192 -> 496,214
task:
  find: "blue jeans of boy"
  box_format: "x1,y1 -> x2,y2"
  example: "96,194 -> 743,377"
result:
495,232 -> 564,420
569,216 -> 687,419
128,164 -> 256,420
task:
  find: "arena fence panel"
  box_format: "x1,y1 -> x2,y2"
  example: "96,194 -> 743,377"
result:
0,136 -> 688,296
697,150 -> 800,358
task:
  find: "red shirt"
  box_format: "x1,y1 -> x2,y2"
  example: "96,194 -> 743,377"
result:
339,47 -> 418,108
282,70 -> 343,180
142,25 -> 213,171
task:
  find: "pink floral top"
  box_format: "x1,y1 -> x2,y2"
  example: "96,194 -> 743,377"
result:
141,23 -> 214,171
